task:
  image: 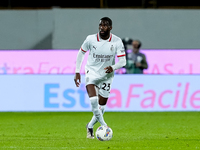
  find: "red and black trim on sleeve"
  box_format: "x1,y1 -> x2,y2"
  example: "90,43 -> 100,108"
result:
81,47 -> 87,52
117,54 -> 126,57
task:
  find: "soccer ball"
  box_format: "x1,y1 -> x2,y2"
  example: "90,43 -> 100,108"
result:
95,126 -> 113,141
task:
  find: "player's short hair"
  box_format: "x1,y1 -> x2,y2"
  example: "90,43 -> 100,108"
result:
100,17 -> 112,26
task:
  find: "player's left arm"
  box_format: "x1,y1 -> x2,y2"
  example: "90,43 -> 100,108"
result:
104,56 -> 126,73
104,39 -> 126,73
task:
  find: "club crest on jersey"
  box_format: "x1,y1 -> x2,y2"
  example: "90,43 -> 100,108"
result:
110,45 -> 114,51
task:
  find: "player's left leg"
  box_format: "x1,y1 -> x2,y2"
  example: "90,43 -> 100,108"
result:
88,95 -> 108,128
88,77 -> 113,128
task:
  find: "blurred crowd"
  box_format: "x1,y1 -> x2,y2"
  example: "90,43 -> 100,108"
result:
121,38 -> 148,74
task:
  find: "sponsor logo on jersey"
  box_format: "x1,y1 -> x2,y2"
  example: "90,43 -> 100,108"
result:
93,53 -> 114,63
93,53 -> 113,59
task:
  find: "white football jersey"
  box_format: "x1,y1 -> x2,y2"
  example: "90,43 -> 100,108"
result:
81,33 -> 125,78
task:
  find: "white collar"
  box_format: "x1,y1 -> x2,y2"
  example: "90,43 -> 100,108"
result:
97,33 -> 112,42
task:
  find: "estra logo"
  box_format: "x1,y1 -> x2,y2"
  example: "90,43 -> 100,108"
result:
0,74 -> 199,111
43,78 -> 200,111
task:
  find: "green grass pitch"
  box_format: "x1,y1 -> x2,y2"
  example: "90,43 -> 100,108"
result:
0,112 -> 200,150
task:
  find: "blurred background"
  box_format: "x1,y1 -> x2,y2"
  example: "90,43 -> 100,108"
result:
0,0 -> 200,112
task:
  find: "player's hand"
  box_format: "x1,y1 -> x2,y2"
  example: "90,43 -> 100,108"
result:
74,73 -> 81,87
104,66 -> 113,73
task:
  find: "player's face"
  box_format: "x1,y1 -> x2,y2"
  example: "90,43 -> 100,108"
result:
99,20 -> 112,37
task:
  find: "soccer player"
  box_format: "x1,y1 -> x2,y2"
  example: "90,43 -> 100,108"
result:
74,17 -> 126,139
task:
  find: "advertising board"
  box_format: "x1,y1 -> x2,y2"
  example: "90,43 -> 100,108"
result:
0,75 -> 199,112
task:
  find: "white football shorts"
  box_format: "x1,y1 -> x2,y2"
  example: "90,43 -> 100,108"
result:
85,69 -> 114,98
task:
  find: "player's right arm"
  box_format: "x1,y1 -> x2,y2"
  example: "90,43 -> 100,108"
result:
74,50 -> 85,87
74,36 -> 90,87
